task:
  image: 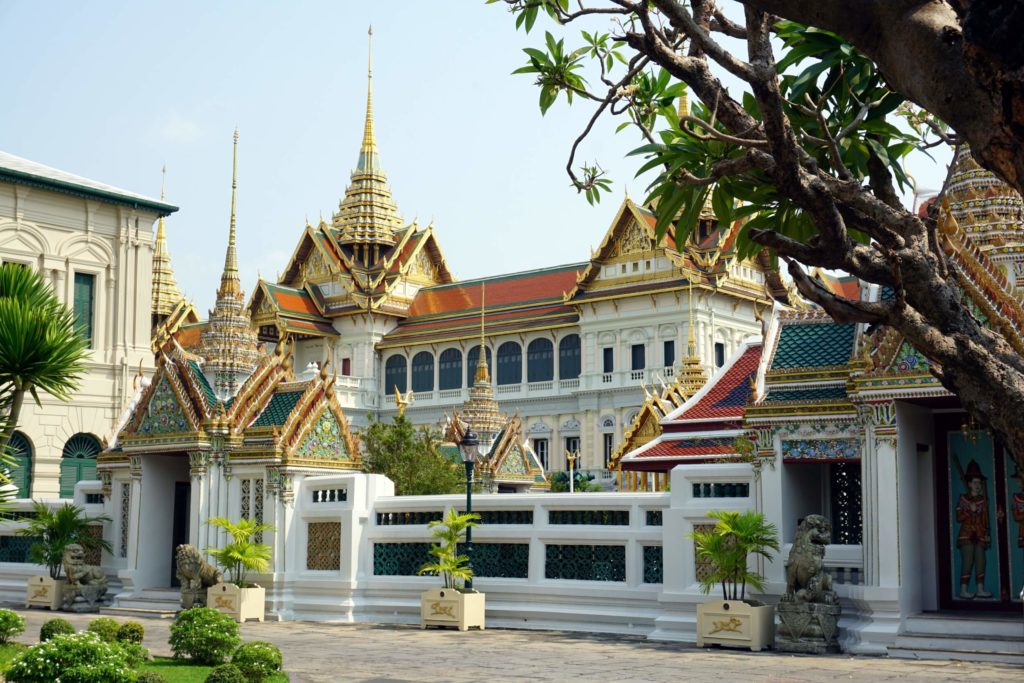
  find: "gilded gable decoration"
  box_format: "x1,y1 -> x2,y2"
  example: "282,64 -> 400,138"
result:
137,375 -> 190,436
617,219 -> 654,256
292,409 -> 349,461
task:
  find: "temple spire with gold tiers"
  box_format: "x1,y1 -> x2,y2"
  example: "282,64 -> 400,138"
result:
199,130 -> 261,400
332,26 -> 404,265
152,166 -> 184,325
459,284 -> 504,442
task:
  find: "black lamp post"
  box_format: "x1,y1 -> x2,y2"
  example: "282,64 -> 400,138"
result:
459,428 -> 480,590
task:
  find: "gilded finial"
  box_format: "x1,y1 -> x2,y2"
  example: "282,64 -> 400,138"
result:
160,165 -> 167,201
474,282 -> 490,384
222,129 -> 240,288
361,25 -> 376,158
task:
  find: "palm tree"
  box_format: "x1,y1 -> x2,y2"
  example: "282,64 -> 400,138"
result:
205,517 -> 276,587
418,508 -> 480,590
0,263 -> 89,452
692,510 -> 780,602
19,501 -> 112,579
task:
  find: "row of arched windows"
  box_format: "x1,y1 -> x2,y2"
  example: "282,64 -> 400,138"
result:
5,431 -> 101,499
385,334 -> 582,393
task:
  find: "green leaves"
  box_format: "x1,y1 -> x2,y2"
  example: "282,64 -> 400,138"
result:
206,517 -> 276,586
513,31 -> 589,114
418,508 -> 481,589
19,501 -> 112,579
691,510 -> 779,600
360,415 -> 463,496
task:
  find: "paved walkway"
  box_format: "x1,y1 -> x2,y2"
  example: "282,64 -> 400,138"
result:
7,609 -> 1021,682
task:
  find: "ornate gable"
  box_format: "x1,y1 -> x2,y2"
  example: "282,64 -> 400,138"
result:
293,408 -> 350,461
134,373 -> 191,436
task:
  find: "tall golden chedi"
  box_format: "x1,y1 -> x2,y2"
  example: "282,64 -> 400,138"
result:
199,130 -> 260,400
332,26 -> 404,267
151,166 -> 184,327
458,286 -> 505,443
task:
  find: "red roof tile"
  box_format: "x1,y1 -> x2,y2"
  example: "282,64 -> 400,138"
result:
408,264 -> 583,317
664,343 -> 761,424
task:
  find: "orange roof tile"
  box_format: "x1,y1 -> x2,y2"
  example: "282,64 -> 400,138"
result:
408,264 -> 584,317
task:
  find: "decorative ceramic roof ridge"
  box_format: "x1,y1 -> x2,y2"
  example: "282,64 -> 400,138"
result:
777,307 -> 834,321
662,341 -> 762,423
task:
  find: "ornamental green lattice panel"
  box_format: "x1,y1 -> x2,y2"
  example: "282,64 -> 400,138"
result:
643,546 -> 663,584
471,543 -> 529,578
545,544 -> 626,581
372,542 -> 433,576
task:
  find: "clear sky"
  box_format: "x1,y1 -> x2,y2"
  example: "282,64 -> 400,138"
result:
0,1 -> 950,314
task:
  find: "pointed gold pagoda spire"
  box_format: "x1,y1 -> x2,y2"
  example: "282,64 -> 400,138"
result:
220,128 -> 242,297
474,283 -> 491,384
674,281 -> 708,398
199,130 -> 260,401
151,165 -> 185,320
333,26 -> 404,252
462,281 -> 503,441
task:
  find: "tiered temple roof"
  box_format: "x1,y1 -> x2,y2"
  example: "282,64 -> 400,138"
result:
198,131 -> 261,400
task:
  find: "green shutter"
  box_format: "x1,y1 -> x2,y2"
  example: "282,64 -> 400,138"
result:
73,273 -> 95,346
60,434 -> 101,498
6,432 -> 32,498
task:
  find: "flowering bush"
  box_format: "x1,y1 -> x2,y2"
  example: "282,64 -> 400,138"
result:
0,608 -> 26,643
169,607 -> 240,665
232,641 -> 283,682
118,641 -> 150,668
86,616 -> 120,643
205,663 -> 246,683
39,617 -> 74,641
5,631 -> 135,683
116,621 -> 145,645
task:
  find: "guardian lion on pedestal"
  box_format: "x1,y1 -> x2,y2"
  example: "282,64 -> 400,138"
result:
175,544 -> 222,608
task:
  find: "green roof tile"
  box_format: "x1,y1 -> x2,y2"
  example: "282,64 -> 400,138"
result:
771,322 -> 856,369
251,391 -> 304,427
763,385 -> 848,403
187,360 -> 233,409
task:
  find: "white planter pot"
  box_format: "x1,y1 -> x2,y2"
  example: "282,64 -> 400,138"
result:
696,599 -> 774,652
420,588 -> 485,631
207,583 -> 265,623
26,576 -> 65,611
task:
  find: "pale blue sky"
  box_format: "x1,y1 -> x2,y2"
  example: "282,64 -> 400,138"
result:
0,1 -> 949,314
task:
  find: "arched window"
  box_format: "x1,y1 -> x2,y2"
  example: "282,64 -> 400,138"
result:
59,433 -> 101,498
410,351 -> 435,392
384,355 -> 407,394
558,334 -> 581,379
496,342 -> 522,385
527,339 -> 554,383
7,431 -> 32,498
438,348 -> 463,390
465,346 -> 492,386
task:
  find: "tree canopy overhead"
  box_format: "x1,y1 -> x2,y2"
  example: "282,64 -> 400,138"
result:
491,0 -> 1024,467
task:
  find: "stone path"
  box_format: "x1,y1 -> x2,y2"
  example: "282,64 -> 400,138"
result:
8,608 -> 1022,682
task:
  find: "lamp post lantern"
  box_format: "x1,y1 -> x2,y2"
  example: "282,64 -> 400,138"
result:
459,428 -> 480,590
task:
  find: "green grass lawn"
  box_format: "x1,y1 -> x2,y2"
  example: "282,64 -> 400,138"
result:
0,642 -> 27,668
0,645 -> 287,682
142,657 -> 289,682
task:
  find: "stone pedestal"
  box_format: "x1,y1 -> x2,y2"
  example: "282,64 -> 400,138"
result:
62,584 -> 108,613
776,600 -> 841,654
180,587 -> 206,609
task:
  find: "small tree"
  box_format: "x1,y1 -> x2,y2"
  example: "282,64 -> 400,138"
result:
19,501 -> 111,579
361,414 -> 463,495
205,517 -> 275,588
0,263 -> 89,453
417,508 -> 480,590
692,510 -> 779,602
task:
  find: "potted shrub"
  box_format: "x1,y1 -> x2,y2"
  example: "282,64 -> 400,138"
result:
418,508 -> 484,631
205,517 -> 274,623
692,510 -> 779,652
20,502 -> 110,611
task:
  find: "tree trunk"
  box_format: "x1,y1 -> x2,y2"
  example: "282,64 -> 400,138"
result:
0,387 -> 26,454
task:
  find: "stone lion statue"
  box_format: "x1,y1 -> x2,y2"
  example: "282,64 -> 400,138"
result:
62,543 -> 108,611
63,543 -> 106,587
176,544 -> 222,608
784,514 -> 835,604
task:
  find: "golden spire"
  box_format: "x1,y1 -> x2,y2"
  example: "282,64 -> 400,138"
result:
362,25 -> 375,157
220,128 -> 241,295
474,282 -> 490,384
687,282 -> 696,358
333,26 -> 403,250
199,129 -> 260,401
151,164 -> 185,319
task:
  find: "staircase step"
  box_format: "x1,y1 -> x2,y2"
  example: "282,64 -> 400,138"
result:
100,606 -> 178,620
903,615 -> 1023,639
893,634 -> 1024,654
889,646 -> 1024,665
